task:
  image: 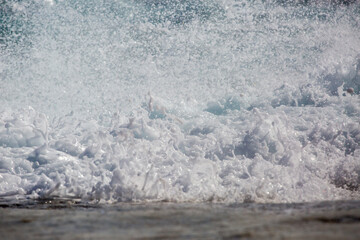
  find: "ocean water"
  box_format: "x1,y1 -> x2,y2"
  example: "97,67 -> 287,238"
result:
0,0 -> 359,203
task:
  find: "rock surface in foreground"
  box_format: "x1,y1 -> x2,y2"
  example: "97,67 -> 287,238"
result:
0,200 -> 360,240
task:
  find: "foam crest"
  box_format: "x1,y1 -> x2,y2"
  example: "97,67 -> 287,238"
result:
1,0 -> 360,203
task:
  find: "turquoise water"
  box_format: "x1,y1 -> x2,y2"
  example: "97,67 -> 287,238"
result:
0,0 -> 360,203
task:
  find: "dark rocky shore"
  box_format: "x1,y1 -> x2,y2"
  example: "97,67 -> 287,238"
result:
1,199 -> 360,239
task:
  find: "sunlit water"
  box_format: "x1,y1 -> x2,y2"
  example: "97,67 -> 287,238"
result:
0,0 -> 360,203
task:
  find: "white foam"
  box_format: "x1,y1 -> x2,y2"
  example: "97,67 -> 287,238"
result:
1,0 -> 360,203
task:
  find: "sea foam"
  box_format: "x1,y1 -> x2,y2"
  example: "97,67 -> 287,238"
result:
0,0 -> 360,203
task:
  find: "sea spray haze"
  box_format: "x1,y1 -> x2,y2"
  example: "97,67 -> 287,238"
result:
0,0 -> 360,203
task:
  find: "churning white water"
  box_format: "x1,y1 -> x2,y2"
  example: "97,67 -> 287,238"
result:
0,0 -> 360,203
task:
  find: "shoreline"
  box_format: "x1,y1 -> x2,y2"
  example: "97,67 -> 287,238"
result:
1,200 -> 360,239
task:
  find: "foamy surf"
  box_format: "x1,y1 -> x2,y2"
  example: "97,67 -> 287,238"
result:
0,0 -> 360,203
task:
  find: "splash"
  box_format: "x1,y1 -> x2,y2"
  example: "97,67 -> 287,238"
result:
1,0 -> 360,203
